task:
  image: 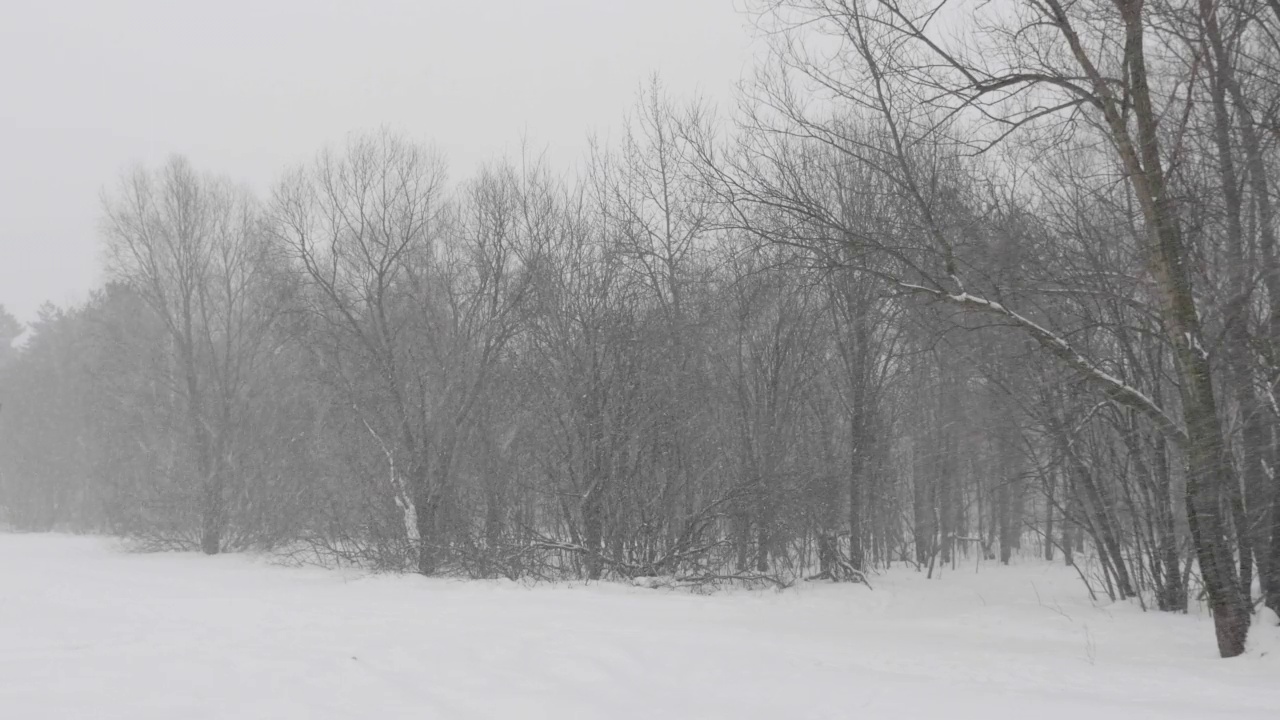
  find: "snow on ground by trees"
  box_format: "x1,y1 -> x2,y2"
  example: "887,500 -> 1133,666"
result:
1,534 -> 1275,719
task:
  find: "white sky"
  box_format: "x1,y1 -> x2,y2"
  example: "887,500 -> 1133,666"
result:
0,0 -> 758,325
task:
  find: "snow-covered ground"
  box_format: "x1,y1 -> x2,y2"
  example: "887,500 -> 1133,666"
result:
0,534 -> 1276,719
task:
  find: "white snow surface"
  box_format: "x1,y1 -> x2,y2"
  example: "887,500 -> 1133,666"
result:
1,534 -> 1276,719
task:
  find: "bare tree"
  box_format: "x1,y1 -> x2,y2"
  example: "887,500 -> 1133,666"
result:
749,0 -> 1258,656
102,157 -> 276,554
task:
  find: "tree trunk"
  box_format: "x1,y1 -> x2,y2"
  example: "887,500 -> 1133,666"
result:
199,460 -> 225,556
582,482 -> 605,580
997,478 -> 1013,565
913,439 -> 935,565
407,454 -> 445,576
1045,469 -> 1057,562
937,364 -> 960,565
1122,0 -> 1248,656
848,417 -> 866,572
182,342 -> 221,556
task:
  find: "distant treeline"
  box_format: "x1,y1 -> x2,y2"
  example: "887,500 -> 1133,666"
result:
3,0 -> 1279,658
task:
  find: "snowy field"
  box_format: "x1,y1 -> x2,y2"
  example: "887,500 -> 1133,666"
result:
1,534 -> 1276,719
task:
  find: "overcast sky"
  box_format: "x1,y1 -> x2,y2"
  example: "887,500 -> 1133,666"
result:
0,0 -> 757,325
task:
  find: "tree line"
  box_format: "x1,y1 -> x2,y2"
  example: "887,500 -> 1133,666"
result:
3,0 -> 1280,657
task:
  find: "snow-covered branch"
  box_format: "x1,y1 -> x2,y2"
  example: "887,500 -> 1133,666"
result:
898,283 -> 1188,447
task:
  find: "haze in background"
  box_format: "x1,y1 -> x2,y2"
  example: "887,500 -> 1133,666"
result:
0,0 -> 755,325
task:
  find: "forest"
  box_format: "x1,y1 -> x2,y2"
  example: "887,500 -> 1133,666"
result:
3,0 -> 1280,659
